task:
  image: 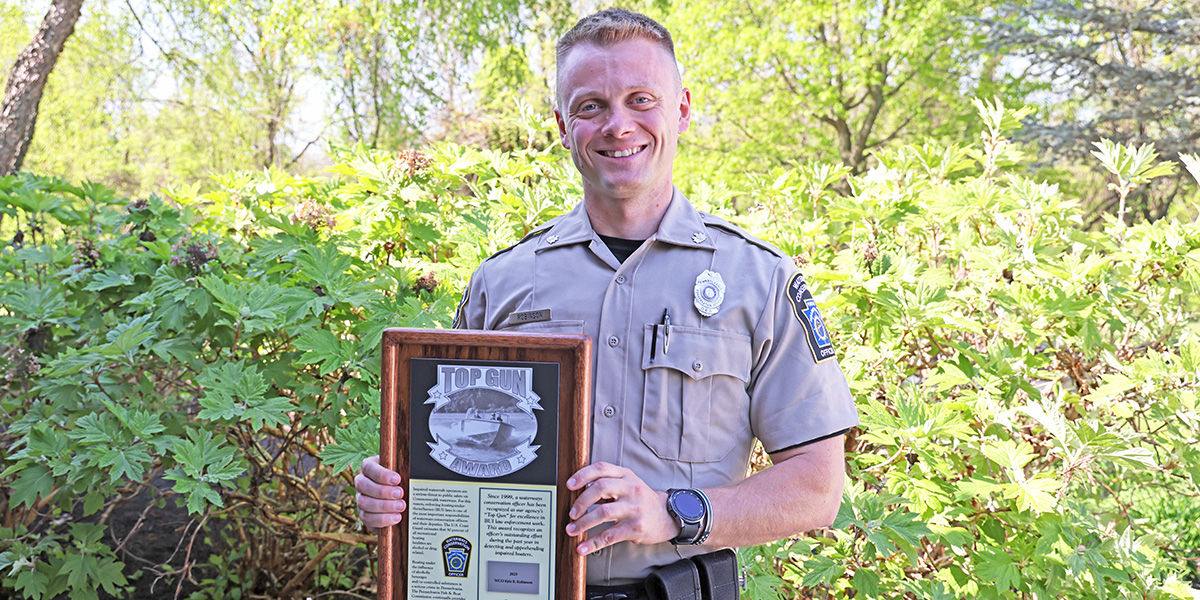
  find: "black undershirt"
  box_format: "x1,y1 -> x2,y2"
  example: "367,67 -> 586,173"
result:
598,234 -> 646,264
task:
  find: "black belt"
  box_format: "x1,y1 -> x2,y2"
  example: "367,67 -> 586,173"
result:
585,549 -> 739,600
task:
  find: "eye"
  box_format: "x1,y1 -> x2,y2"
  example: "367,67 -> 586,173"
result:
632,95 -> 654,106
578,101 -> 600,113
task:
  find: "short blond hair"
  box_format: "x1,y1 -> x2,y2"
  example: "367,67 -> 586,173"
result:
555,9 -> 679,105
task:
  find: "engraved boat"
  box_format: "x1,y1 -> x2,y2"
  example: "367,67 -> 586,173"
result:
457,416 -> 516,447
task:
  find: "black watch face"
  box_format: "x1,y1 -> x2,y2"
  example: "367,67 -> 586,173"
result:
673,490 -> 705,521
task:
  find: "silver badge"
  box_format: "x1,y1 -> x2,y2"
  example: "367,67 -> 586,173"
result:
691,232 -> 707,243
693,270 -> 725,317
546,234 -> 559,244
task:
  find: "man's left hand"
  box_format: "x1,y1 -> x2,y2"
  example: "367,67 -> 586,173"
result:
565,462 -> 678,555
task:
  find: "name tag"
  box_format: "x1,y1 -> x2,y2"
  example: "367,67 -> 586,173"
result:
507,308 -> 551,325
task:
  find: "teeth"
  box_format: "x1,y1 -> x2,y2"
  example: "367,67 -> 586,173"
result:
604,146 -> 644,158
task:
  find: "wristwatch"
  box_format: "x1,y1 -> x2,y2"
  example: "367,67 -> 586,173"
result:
666,488 -> 710,545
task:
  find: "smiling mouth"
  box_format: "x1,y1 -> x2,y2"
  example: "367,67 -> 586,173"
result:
598,145 -> 647,158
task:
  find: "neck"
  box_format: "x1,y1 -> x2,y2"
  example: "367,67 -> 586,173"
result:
583,182 -> 674,239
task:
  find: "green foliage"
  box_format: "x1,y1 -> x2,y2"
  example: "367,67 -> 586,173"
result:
1182,154 -> 1200,188
721,101 -> 1200,599
0,135 -> 578,597
667,0 -> 987,183
1091,139 -> 1179,223
2,100 -> 1198,598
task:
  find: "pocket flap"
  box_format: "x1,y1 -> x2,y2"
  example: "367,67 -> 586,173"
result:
499,319 -> 585,334
641,324 -> 751,382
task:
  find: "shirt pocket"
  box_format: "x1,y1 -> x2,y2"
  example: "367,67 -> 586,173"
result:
496,319 -> 585,334
639,324 -> 752,463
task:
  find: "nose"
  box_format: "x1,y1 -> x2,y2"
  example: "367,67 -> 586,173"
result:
600,105 -> 635,139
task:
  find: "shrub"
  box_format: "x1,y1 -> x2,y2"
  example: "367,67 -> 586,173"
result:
721,102 -> 1200,598
1,103 -> 1198,598
0,139 -> 579,597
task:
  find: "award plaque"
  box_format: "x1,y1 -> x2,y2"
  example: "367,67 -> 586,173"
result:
378,329 -> 592,600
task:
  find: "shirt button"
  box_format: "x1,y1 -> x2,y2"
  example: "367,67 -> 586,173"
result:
615,274 -> 626,284
602,405 -> 616,417
692,360 -> 703,372
607,336 -> 619,347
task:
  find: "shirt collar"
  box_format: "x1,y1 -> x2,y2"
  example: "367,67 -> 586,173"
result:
535,187 -> 716,253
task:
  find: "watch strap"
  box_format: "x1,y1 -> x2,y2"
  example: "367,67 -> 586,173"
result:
667,488 -> 709,545
695,488 -> 713,545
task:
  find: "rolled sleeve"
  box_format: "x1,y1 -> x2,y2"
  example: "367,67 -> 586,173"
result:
748,257 -> 858,453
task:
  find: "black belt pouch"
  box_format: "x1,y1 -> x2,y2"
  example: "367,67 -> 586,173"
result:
644,556 -> 701,600
692,549 -> 739,600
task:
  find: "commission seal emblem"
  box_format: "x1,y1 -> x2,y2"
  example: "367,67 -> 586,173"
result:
426,365 -> 541,478
441,536 -> 472,577
693,269 -> 725,317
786,272 -> 836,363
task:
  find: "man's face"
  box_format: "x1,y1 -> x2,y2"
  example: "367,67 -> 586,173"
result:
555,38 -> 691,207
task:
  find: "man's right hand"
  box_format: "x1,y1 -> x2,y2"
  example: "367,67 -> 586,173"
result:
355,455 -> 406,530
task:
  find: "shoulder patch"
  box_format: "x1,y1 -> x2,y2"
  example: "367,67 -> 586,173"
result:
699,213 -> 790,259
787,272 -> 836,363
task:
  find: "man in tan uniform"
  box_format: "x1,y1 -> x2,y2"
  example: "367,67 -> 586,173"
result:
356,8 -> 857,598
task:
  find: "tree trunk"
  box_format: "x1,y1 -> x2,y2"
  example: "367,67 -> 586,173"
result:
0,0 -> 86,176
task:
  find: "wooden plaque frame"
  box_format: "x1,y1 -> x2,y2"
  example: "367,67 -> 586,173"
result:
379,328 -> 591,600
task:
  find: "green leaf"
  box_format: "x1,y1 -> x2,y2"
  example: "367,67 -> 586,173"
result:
1089,373 -> 1136,402
880,508 -> 932,547
27,423 -> 70,458
59,551 -> 99,590
294,328 -> 349,375
164,430 -> 246,514
976,547 -> 1021,592
93,445 -> 151,483
1098,446 -> 1157,469
800,555 -> 842,588
1009,476 -> 1060,513
83,270 -> 135,292
126,409 -> 167,438
980,439 -> 1037,479
13,565 -> 49,599
1180,153 -> 1200,185
851,568 -> 881,597
94,557 -> 128,593
69,522 -> 105,546
196,360 -> 293,431
105,314 -> 157,354
82,491 -> 105,516
319,416 -> 379,474
69,413 -> 117,444
243,395 -> 293,432
9,463 -> 54,509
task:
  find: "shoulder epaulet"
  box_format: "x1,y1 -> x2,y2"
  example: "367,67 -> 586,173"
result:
698,212 -> 790,260
480,215 -> 565,263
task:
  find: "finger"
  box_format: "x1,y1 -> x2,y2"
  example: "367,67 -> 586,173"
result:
356,493 -> 407,515
355,472 -> 405,501
362,455 -> 402,486
567,462 -> 630,490
566,501 -> 624,537
360,510 -> 404,530
569,478 -> 627,520
577,521 -> 638,555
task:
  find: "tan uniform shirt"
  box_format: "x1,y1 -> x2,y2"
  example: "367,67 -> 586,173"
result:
454,189 -> 858,584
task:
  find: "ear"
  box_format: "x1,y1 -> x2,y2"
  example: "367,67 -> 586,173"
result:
677,88 -> 692,134
554,109 -> 570,149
